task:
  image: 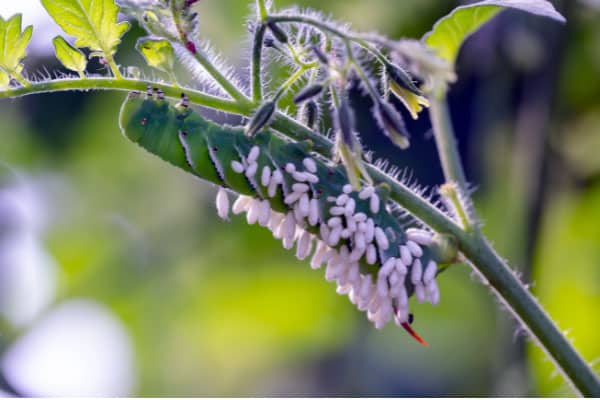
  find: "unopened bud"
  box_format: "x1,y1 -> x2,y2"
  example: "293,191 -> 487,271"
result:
386,63 -> 422,96
387,63 -> 430,120
336,95 -> 356,149
301,101 -> 319,129
245,101 -> 276,136
267,21 -> 288,44
293,83 -> 324,104
310,45 -> 329,65
375,101 -> 410,149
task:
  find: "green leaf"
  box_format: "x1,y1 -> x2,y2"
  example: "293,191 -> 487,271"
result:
423,0 -> 565,65
0,14 -> 33,84
53,36 -> 87,76
136,37 -> 175,75
41,0 -> 130,77
0,69 -> 9,89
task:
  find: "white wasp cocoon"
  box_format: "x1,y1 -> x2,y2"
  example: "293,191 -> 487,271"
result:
406,228 -> 433,246
374,227 -> 389,250
423,260 -> 437,284
400,245 -> 412,266
232,195 -> 251,214
359,186 -> 375,200
215,188 -> 230,220
248,146 -> 260,163
370,193 -> 381,214
303,157 -> 317,173
231,160 -> 245,173
406,240 -> 423,257
411,259 -> 423,284
366,244 -> 377,264
308,198 -> 319,226
261,166 -> 271,187
415,283 -> 426,303
245,162 -> 258,178
258,200 -> 271,227
285,163 -> 296,173
292,183 -> 309,193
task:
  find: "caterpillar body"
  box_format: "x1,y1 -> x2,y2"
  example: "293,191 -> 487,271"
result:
119,89 -> 444,344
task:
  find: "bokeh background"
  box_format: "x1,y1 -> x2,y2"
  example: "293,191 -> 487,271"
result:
1,0 -> 599,396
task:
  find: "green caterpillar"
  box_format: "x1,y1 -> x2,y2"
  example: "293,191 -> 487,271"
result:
119,88 -> 445,344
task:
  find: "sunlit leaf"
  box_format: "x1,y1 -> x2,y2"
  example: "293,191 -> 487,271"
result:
53,36 -> 87,77
0,69 -> 9,89
0,14 -> 33,84
41,0 -> 130,76
136,37 -> 175,75
423,0 -> 565,65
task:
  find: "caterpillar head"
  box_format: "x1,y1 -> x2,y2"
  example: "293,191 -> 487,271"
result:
119,91 -> 193,173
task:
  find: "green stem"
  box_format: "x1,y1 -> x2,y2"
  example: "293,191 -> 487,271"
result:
105,54 -> 122,80
426,91 -> 600,394
0,78 -> 246,115
274,66 -> 311,101
169,1 -> 248,104
251,23 -> 267,103
13,73 -> 30,87
256,0 -> 268,21
429,94 -> 469,193
183,46 -> 249,104
268,14 -> 390,66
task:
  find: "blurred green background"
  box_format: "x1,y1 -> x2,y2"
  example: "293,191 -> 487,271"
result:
0,0 -> 599,396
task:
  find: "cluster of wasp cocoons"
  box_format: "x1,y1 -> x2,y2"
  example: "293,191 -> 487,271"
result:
214,145 -> 441,333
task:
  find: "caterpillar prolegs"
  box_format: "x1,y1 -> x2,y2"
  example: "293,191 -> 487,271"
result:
119,89 -> 446,345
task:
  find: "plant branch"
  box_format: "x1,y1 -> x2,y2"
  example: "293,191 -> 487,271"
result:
428,94 -> 469,193
427,90 -> 599,395
251,22 -> 266,102
168,2 -> 248,104
0,78 -> 246,114
268,14 -> 390,66
256,0 -> 268,21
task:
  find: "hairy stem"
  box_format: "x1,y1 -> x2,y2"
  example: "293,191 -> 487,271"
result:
185,47 -> 249,104
268,14 -> 390,66
168,2 -> 248,104
105,54 -> 123,80
427,92 -> 599,395
428,95 -> 469,195
251,22 -> 266,102
0,78 -> 245,114
256,0 -> 268,21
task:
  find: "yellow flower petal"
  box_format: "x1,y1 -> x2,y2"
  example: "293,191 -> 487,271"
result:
390,81 -> 430,120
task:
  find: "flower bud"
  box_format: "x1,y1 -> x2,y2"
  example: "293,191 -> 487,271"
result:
267,21 -> 288,44
245,100 -> 276,136
293,83 -> 324,104
310,45 -> 330,65
301,100 -> 319,129
335,95 -> 356,149
386,63 -> 430,119
386,63 -> 422,96
374,101 -> 410,150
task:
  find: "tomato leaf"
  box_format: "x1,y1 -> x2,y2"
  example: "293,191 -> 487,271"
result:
0,14 -> 33,84
423,0 -> 565,65
136,37 -> 175,75
53,36 -> 87,76
41,0 -> 130,76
